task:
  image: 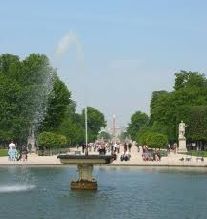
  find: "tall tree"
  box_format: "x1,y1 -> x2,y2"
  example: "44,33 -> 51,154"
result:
40,76 -> 71,131
127,111 -> 149,140
57,104 -> 85,145
82,107 -> 106,142
149,70 -> 207,143
0,53 -> 72,145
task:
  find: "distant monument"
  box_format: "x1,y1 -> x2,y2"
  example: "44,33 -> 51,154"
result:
178,121 -> 187,152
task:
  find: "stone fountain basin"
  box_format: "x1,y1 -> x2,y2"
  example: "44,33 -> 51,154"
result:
57,154 -> 113,165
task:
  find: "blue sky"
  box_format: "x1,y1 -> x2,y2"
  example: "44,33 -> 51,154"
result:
1,0 -> 207,128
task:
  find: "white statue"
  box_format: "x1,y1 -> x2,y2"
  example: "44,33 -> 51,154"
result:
179,121 -> 187,139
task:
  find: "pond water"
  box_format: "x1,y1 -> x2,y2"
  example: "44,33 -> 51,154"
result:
0,166 -> 206,219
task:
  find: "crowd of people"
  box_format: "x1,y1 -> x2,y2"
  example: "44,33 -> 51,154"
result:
7,139 -> 168,163
141,145 -> 161,161
76,141 -> 133,162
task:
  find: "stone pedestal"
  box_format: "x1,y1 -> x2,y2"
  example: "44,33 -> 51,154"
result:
71,164 -> 97,190
77,164 -> 93,181
178,138 -> 187,153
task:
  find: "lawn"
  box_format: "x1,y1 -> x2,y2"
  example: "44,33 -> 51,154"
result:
187,150 -> 207,157
0,149 -> 8,157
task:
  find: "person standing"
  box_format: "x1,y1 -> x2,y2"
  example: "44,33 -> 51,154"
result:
8,141 -> 16,161
8,141 -> 17,161
124,143 -> 128,153
9,140 -> 15,150
21,145 -> 28,161
128,143 -> 132,153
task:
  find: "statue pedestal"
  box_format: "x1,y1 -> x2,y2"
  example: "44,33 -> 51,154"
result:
178,138 -> 187,153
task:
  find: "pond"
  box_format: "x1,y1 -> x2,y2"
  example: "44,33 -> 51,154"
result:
0,166 -> 206,219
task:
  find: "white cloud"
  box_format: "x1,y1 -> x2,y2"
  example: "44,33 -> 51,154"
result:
55,31 -> 84,63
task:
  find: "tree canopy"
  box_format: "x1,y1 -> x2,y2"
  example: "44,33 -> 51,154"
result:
127,111 -> 149,140
127,71 -> 207,148
82,107 -> 106,142
0,53 -> 107,147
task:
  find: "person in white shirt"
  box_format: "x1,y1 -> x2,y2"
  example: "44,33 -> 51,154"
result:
9,141 -> 16,149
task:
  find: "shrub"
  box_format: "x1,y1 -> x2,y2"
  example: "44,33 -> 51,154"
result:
37,132 -> 67,149
146,132 -> 168,148
138,131 -> 168,148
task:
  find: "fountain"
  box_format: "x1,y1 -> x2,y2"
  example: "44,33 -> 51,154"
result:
27,62 -> 55,152
58,108 -> 114,190
56,33 -> 115,190
57,154 -> 113,190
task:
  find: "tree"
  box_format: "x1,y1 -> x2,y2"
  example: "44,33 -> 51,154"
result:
82,107 -> 106,142
138,130 -> 168,148
186,106 -> 207,143
0,70 -> 25,143
149,70 -> 207,144
0,53 -> 73,145
58,110 -> 85,145
118,131 -> 128,143
146,132 -> 168,148
40,76 -> 71,132
97,131 -> 111,141
174,70 -> 207,91
127,111 -> 149,140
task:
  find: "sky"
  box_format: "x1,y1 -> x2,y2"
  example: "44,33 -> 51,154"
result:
1,0 -> 207,129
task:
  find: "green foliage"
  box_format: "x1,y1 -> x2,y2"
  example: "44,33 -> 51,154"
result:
41,77 -> 71,131
174,70 -> 207,91
187,150 -> 207,157
138,131 -> 168,148
37,131 -> 67,148
187,106 -> 207,141
150,70 -> 207,144
0,53 -> 72,145
130,71 -> 207,146
97,131 -> 111,141
118,131 -> 128,142
127,111 -> 149,140
48,104 -> 107,146
138,129 -> 152,145
147,132 -> 168,148
0,149 -> 8,157
82,107 -> 106,142
58,111 -> 85,145
0,53 -> 108,147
